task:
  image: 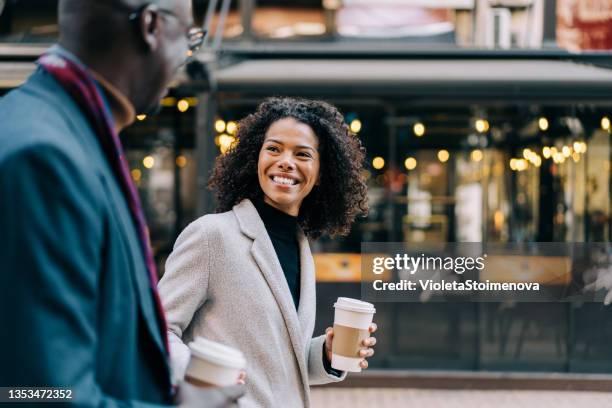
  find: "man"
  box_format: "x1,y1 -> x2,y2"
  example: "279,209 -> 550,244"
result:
0,0 -> 243,406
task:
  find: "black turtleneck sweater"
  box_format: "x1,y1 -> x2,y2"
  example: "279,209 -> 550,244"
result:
254,199 -> 301,309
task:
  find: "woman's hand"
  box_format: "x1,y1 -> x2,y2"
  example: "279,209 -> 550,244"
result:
237,370 -> 246,385
324,323 -> 378,369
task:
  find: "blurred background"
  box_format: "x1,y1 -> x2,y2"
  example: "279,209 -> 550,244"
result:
2,0 -> 612,394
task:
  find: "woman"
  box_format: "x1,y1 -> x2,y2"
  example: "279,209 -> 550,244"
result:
158,97 -> 376,407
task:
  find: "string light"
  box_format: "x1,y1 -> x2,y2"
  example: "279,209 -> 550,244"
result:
226,121 -> 237,135
437,149 -> 450,163
161,97 -> 176,107
475,119 -> 489,133
552,152 -> 565,164
143,156 -> 155,169
177,99 -> 189,113
515,159 -> 528,171
533,156 -> 542,167
350,119 -> 362,133
372,157 -> 385,170
471,149 -> 483,162
176,156 -> 188,168
538,117 -> 549,131
136,114 -> 147,121
542,147 -> 551,159
601,116 -> 610,131
215,119 -> 226,133
131,169 -> 142,181
413,122 -> 425,137
404,157 -> 417,170
562,146 -> 571,157
219,135 -> 236,154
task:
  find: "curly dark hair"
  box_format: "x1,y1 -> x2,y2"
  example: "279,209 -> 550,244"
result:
208,97 -> 368,239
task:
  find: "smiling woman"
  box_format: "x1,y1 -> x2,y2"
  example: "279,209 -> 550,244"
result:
158,97 -> 373,407
257,117 -> 321,216
209,96 -> 369,238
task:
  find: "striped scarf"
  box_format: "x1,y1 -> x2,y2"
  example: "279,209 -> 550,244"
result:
38,52 -> 169,354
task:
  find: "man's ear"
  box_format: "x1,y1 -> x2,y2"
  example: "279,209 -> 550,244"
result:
138,5 -> 162,52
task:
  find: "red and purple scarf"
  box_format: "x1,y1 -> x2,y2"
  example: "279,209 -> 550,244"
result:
38,52 -> 169,354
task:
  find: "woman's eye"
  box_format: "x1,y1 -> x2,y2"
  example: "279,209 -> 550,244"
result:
266,146 -> 279,152
298,152 -> 312,158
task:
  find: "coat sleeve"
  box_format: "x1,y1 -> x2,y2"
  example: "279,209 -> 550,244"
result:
0,144 -> 171,407
158,218 -> 212,385
307,335 -> 347,385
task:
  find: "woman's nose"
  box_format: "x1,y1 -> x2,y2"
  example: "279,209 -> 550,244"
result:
277,153 -> 295,170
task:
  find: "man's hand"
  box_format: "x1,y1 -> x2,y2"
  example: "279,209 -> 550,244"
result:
324,323 -> 378,369
175,382 -> 245,408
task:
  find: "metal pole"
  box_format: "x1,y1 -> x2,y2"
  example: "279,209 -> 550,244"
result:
201,0 -> 220,48
239,0 -> 255,42
212,0 -> 232,50
195,92 -> 218,215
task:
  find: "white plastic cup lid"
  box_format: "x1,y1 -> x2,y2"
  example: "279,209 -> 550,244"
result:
334,297 -> 376,314
188,337 -> 246,369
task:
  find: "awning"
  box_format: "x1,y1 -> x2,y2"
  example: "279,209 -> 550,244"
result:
3,56 -> 612,102
212,59 -> 612,101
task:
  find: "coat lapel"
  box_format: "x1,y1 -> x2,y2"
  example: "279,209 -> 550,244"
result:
233,199 -> 309,387
297,229 -> 316,341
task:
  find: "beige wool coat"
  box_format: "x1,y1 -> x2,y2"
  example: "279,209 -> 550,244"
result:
158,199 -> 345,407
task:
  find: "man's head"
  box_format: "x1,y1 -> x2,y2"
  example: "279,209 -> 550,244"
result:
58,0 -> 195,114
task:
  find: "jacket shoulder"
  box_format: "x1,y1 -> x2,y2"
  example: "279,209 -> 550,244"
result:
189,210 -> 238,238
0,70 -> 86,159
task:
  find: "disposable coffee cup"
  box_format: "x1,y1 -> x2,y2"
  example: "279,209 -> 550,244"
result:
331,297 -> 375,372
185,337 -> 246,387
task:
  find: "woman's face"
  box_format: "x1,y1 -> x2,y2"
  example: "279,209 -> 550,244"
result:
257,117 -> 320,216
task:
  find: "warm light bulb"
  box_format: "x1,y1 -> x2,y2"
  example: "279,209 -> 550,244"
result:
176,156 -> 188,168
215,119 -> 226,133
475,119 -> 489,133
413,122 -> 425,137
562,146 -> 571,157
510,158 -> 517,171
226,121 -> 237,135
437,149 -> 450,163
177,99 -> 189,113
372,157 -> 385,170
131,169 -> 142,181
404,157 -> 417,170
143,156 -> 155,169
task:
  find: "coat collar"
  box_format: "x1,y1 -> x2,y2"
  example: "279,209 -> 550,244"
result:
232,198 -> 313,390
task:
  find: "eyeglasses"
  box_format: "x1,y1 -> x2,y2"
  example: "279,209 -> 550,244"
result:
127,4 -> 206,54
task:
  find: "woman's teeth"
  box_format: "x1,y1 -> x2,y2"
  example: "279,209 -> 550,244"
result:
273,176 -> 296,186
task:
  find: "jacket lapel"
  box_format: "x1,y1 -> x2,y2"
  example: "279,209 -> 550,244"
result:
297,229 -> 316,341
233,199 -> 309,386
